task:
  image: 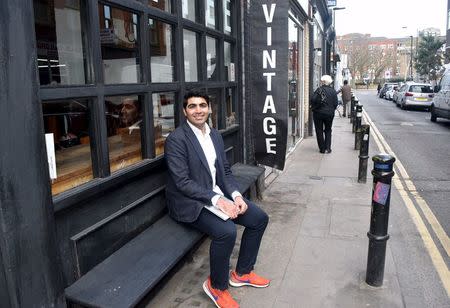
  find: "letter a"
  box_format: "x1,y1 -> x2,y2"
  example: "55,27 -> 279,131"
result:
262,95 -> 276,113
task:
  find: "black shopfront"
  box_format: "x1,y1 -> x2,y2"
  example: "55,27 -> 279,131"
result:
0,0 -> 327,306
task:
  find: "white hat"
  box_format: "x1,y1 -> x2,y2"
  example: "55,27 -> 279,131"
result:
321,75 -> 333,85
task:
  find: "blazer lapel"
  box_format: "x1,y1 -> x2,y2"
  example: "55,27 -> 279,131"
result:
182,122 -> 212,178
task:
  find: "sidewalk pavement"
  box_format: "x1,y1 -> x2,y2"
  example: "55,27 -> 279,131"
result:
146,113 -> 410,307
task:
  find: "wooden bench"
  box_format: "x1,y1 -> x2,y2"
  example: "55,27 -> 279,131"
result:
65,163 -> 265,308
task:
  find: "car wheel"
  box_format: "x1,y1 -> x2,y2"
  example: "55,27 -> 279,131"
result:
430,106 -> 437,122
401,101 -> 406,110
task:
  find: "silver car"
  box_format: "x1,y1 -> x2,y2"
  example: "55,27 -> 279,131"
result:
395,82 -> 434,110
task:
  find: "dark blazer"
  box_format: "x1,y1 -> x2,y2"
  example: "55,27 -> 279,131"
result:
164,121 -> 239,223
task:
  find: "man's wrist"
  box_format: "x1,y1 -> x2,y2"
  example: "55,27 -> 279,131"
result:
231,191 -> 242,201
211,194 -> 221,208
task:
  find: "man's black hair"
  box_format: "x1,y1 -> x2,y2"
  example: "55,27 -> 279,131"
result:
183,91 -> 210,109
344,80 -> 348,85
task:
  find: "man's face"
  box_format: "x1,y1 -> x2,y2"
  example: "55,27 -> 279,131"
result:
120,99 -> 139,125
183,96 -> 209,129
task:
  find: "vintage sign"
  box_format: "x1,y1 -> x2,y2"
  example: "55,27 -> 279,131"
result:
250,1 -> 288,170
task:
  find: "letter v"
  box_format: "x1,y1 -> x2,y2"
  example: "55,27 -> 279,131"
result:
262,4 -> 276,23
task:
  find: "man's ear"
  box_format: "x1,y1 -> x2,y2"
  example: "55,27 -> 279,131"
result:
183,108 -> 187,116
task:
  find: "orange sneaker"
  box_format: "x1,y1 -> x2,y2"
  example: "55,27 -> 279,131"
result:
203,277 -> 239,308
229,270 -> 270,288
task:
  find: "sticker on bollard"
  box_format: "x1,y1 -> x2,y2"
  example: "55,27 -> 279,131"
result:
373,182 -> 390,205
374,163 -> 390,170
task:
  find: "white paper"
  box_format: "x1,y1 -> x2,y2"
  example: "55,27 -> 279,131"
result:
45,133 -> 57,180
204,205 -> 230,221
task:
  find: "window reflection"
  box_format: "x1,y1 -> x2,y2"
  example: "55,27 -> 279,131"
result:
206,36 -> 217,80
152,93 -> 176,155
149,19 -> 175,82
99,4 -> 141,84
205,0 -> 216,28
182,0 -> 197,22
105,95 -> 143,172
42,99 -> 92,195
224,41 -> 234,81
148,0 -> 171,13
183,30 -> 198,81
34,0 -> 88,86
223,0 -> 232,34
226,87 -> 236,127
207,90 -> 220,129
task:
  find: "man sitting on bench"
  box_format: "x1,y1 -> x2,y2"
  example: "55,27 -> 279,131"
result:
164,91 -> 270,308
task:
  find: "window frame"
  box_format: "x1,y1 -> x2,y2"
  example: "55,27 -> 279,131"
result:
35,0 -> 241,201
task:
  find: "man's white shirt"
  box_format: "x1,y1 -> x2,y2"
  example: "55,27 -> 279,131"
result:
186,121 -> 241,207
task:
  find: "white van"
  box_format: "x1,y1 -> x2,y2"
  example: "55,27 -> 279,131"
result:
431,67 -> 450,122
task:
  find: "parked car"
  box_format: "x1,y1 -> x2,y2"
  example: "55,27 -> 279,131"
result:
430,67 -> 450,122
379,82 -> 398,98
385,85 -> 398,100
395,82 -> 434,110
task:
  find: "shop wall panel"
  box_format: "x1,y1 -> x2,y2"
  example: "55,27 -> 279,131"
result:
54,167 -> 168,285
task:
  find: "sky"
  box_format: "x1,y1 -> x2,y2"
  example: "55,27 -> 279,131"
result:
334,0 -> 447,38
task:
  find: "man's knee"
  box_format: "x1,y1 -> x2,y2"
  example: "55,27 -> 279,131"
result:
216,223 -> 237,242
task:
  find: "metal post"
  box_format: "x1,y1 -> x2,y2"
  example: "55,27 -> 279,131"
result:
354,103 -> 363,149
358,125 -> 370,183
365,154 -> 396,287
352,98 -> 359,132
350,95 -> 355,123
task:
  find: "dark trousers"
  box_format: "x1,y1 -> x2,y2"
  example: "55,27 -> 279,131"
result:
313,112 -> 334,152
187,199 -> 269,290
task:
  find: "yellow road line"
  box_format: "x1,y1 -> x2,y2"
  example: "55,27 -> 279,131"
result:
363,110 -> 450,297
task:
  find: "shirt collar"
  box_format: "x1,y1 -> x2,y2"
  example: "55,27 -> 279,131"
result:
186,120 -> 211,137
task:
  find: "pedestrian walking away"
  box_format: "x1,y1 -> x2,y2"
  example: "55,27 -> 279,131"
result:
310,75 -> 339,154
164,91 -> 270,308
336,80 -> 352,117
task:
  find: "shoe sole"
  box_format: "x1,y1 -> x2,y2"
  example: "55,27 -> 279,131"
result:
202,281 -> 220,308
229,279 -> 269,288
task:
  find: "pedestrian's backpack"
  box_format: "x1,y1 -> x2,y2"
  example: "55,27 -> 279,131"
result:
311,86 -> 327,111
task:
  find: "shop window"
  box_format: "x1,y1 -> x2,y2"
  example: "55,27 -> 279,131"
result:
225,87 -> 236,127
152,92 -> 176,156
183,30 -> 198,82
149,19 -> 175,82
224,41 -> 235,81
206,89 -> 220,129
42,99 -> 93,195
99,4 -> 141,84
223,0 -> 232,34
105,95 -> 143,172
34,0 -> 88,86
205,0 -> 216,29
182,0 -> 197,22
206,36 -> 217,81
148,0 -> 171,13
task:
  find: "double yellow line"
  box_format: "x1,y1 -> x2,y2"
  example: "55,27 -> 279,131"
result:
362,109 -> 450,297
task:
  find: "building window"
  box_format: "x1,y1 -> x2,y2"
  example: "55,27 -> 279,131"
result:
205,0 -> 216,29
105,95 -> 143,173
206,36 -> 217,80
183,30 -> 199,81
207,89 -> 220,129
34,0 -> 88,86
224,41 -> 234,81
149,19 -> 175,82
99,4 -> 141,84
182,0 -> 197,22
223,0 -> 232,34
148,0 -> 171,13
42,99 -> 93,195
152,92 -> 176,156
225,87 -> 236,127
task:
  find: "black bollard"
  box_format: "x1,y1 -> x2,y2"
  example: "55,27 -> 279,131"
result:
365,154 -> 396,287
354,103 -> 363,149
351,98 -> 359,131
358,125 -> 370,183
350,94 -> 355,121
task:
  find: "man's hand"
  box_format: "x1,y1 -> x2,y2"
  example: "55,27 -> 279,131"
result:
217,197 -> 239,219
234,196 -> 248,215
